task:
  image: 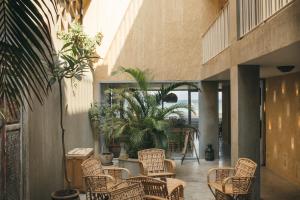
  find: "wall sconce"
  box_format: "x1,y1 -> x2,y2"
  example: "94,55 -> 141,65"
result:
277,65 -> 295,73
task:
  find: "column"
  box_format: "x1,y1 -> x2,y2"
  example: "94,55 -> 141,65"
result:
199,81 -> 219,159
230,65 -> 260,200
222,82 -> 231,158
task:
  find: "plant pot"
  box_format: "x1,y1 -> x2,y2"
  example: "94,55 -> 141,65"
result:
51,189 -> 79,200
109,144 -> 121,158
99,152 -> 114,165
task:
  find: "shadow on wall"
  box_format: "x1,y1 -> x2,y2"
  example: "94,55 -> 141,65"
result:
94,0 -> 221,82
27,77 -> 94,200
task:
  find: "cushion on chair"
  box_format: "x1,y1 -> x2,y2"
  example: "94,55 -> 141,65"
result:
147,172 -> 175,178
208,182 -> 233,195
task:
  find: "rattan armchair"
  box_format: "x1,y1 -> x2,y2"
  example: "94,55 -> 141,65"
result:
129,176 -> 184,200
109,181 -> 145,200
138,149 -> 176,178
81,157 -> 132,184
207,158 -> 257,200
84,175 -> 115,200
81,157 -> 131,200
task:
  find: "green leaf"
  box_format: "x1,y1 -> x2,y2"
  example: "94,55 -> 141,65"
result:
0,0 -> 56,114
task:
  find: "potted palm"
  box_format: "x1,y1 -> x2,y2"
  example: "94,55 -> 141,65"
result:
50,23 -> 102,200
100,67 -> 198,158
88,103 -> 101,154
88,103 -> 114,164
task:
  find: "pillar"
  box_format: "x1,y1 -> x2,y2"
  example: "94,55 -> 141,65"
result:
99,83 -> 108,153
199,81 -> 219,159
230,65 -> 260,200
222,82 -> 231,158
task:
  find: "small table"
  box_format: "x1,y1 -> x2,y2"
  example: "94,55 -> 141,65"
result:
164,178 -> 186,194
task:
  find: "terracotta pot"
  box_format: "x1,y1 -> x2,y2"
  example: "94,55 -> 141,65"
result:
51,189 -> 79,200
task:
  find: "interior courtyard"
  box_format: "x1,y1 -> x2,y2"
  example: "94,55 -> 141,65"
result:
0,0 -> 300,200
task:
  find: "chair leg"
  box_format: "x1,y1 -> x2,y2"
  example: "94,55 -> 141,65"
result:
215,190 -> 233,200
235,194 -> 251,200
208,184 -> 216,197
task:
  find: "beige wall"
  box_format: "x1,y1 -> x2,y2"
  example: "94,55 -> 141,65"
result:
26,75 -> 94,200
89,0 -> 224,99
266,72 -> 300,186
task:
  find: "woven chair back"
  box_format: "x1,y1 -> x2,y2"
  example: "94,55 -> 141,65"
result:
81,157 -> 103,176
138,148 -> 165,173
84,176 -> 109,193
235,158 -> 257,177
110,181 -> 144,200
129,176 -> 168,198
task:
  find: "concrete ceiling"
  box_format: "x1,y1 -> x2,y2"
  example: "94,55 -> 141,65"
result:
205,69 -> 230,81
246,41 -> 300,78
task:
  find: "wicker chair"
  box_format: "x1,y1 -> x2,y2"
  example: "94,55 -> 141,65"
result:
81,157 -> 131,200
207,158 -> 257,200
109,181 -> 145,200
84,175 -> 115,200
81,157 -> 132,183
129,176 -> 184,200
138,149 -> 176,178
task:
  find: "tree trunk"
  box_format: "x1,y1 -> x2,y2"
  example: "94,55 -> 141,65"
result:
58,79 -> 70,187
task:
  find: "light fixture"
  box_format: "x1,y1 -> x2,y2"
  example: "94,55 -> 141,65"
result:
277,65 -> 295,73
163,93 -> 178,103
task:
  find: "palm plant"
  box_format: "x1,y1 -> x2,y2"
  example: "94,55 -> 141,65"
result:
100,67 -> 197,158
0,0 -> 56,117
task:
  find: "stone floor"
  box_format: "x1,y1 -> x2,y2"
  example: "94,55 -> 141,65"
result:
80,159 -> 300,200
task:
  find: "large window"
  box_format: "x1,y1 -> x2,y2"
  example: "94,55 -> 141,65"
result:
100,82 -> 200,159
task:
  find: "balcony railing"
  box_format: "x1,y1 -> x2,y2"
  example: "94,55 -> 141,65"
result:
202,3 -> 230,64
239,0 -> 294,37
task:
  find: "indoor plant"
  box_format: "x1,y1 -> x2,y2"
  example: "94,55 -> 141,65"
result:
88,103 -> 101,154
100,67 -> 197,158
0,0 -> 55,120
49,23 -> 102,199
88,103 -> 114,164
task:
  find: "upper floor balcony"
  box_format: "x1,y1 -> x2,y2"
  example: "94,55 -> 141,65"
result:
238,0 -> 295,37
202,3 -> 230,64
202,0 -> 296,64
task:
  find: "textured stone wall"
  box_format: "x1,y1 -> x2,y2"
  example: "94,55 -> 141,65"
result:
25,75 -> 94,200
266,72 -> 300,186
89,0 -> 223,99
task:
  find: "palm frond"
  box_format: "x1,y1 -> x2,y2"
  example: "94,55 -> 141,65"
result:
157,103 -> 193,119
0,0 -> 56,112
112,67 -> 149,91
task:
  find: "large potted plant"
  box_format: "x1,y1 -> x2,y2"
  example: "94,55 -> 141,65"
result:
100,67 -> 197,158
88,103 -> 101,154
88,103 -> 114,164
49,23 -> 102,200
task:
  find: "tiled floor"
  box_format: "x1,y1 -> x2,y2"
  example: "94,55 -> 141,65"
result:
80,159 -> 300,200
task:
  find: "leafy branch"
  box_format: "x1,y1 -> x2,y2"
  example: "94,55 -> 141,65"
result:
48,23 -> 102,187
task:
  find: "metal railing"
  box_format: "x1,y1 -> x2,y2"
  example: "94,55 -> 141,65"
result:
202,3 -> 230,64
239,0 -> 294,37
